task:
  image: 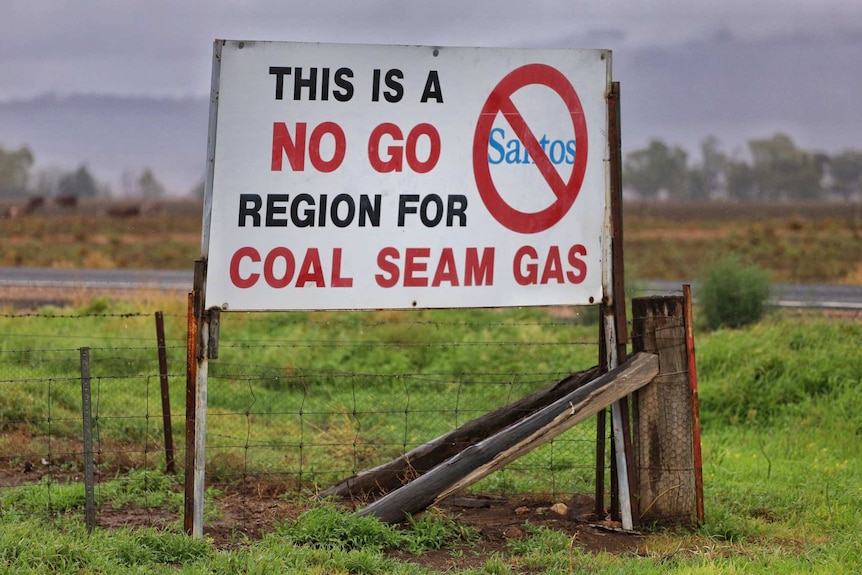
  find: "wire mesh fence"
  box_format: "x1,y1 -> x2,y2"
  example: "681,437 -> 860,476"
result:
0,304 -> 606,522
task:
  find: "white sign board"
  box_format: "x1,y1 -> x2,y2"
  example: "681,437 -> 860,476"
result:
202,40 -> 611,311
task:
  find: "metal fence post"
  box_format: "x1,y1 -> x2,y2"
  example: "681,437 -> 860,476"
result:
79,346 -> 96,533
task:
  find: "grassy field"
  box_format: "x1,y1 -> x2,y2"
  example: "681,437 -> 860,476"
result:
1,199 -> 861,572
1,198 -> 861,284
1,296 -> 860,572
623,201 -> 862,284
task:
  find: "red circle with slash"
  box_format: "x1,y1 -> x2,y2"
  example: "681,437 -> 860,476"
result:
473,64 -> 588,234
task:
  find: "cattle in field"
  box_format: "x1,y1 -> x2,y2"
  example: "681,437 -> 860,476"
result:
107,204 -> 141,218
54,194 -> 78,209
24,196 -> 45,214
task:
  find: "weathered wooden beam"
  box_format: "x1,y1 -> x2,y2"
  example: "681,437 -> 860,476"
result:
321,366 -> 601,499
357,352 -> 658,523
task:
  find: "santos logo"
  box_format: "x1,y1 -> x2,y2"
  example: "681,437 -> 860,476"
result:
486,127 -> 577,166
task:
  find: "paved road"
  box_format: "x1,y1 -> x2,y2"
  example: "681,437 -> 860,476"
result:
2,267 -> 862,310
0,267 -> 190,291
637,280 -> 862,310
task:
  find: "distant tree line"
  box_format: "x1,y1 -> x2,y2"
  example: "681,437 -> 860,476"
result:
624,133 -> 862,201
0,143 -> 168,199
3,133 -> 861,202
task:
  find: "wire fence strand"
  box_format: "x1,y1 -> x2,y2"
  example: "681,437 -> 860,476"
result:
1,306 -> 606,519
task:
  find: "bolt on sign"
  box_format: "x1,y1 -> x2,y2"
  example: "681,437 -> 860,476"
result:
201,40 -> 612,311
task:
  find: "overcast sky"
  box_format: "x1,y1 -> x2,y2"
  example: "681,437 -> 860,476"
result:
2,0 -> 861,192
3,0 -> 861,100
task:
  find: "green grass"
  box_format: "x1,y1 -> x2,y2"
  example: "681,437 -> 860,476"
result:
273,503 -> 478,555
0,468 -> 191,521
2,296 -> 862,572
0,518 -> 212,574
697,315 -> 862,426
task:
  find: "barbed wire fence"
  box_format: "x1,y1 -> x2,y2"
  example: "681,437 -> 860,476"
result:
0,304 -> 618,523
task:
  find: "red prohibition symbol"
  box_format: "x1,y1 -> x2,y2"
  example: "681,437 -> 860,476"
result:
473,64 -> 588,234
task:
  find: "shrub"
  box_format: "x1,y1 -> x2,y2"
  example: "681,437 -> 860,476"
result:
699,255 -> 770,330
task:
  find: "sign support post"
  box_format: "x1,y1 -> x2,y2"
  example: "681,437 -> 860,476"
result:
192,310 -> 210,538
601,81 -> 634,530
183,280 -> 199,534
184,259 -> 215,538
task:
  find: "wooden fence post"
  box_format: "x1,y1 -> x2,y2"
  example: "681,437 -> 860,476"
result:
155,311 -> 175,474
631,295 -> 701,526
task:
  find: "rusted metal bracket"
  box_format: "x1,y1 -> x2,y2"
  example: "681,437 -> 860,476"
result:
185,258 -> 212,537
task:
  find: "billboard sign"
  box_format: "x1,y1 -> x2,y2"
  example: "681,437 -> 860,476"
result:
202,41 -> 611,310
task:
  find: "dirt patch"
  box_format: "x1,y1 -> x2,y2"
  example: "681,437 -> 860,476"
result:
2,443 -> 648,562
436,494 -> 644,555
92,478 -> 646,568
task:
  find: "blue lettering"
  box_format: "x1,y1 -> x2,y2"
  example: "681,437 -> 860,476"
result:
487,129 -> 577,166
550,140 -> 565,164
505,139 -> 522,164
566,140 -> 576,164
488,127 -> 506,164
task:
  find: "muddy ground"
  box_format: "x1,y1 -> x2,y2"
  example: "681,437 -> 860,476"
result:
97,477 -> 648,571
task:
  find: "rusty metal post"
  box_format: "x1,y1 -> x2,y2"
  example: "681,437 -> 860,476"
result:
184,259 -> 208,534
181,259 -> 212,538
608,81 -> 637,522
155,311 -> 175,474
600,81 -> 633,530
608,85 -> 628,353
683,285 -> 705,524
183,292 -> 198,535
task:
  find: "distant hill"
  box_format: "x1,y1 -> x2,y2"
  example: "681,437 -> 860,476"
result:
0,94 -> 209,195
613,31 -> 862,158
1,31 -> 860,196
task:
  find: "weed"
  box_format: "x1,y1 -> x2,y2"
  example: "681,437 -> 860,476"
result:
108,527 -> 210,566
473,554 -> 513,574
0,469 -> 183,515
0,477 -> 87,514
405,508 -> 479,553
275,503 -> 405,551
98,468 -> 183,508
